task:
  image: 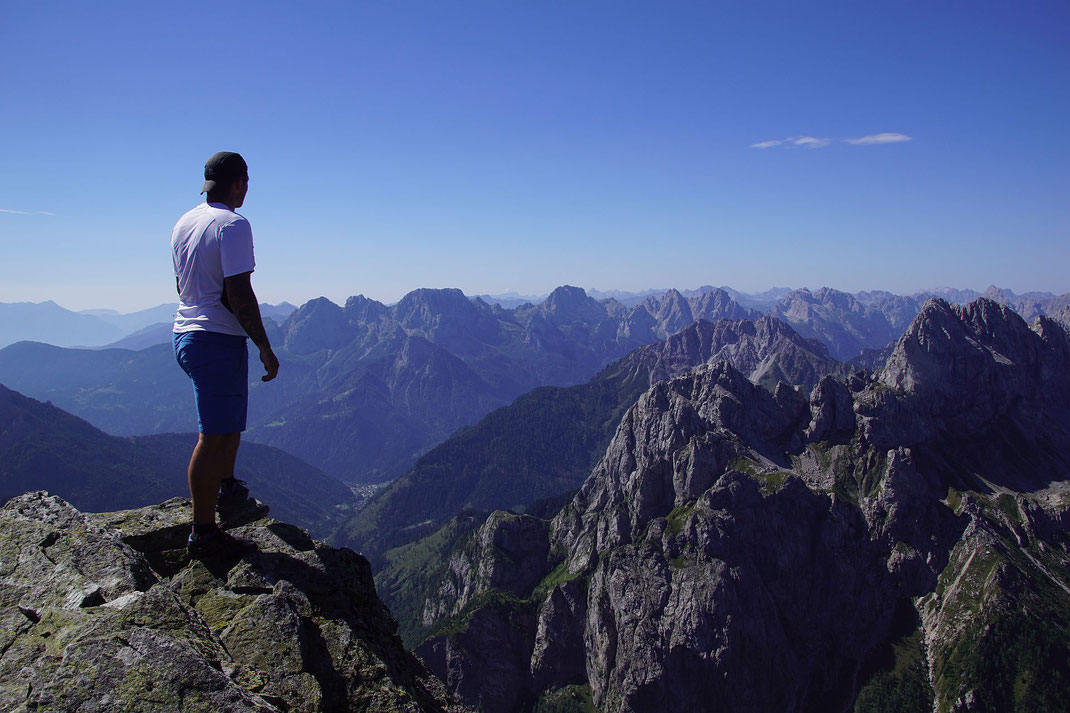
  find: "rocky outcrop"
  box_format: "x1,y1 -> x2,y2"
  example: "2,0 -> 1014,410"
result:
1052,304 -> 1070,330
865,299 -> 1070,492
0,492 -> 468,713
421,513 -> 551,626
916,482 -> 1070,712
411,299 -> 1070,713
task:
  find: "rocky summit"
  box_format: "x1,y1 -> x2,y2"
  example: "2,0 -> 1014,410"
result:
408,299 -> 1070,713
0,492 -> 469,713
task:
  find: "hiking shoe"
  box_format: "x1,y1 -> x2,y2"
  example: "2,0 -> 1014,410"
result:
218,477 -> 250,505
187,528 -> 256,559
217,477 -> 269,528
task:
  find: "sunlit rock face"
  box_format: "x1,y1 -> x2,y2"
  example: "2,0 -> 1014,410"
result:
411,298 -> 1070,713
0,492 -> 470,713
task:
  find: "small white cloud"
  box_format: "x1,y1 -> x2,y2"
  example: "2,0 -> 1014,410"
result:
789,136 -> 831,148
0,208 -> 55,216
843,132 -> 912,145
751,136 -> 830,149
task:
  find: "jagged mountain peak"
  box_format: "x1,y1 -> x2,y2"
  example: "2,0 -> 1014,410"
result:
557,356 -> 809,566
390,288 -> 500,352
617,316 -> 842,393
281,296 -> 353,354
344,293 -> 388,321
770,287 -> 900,361
879,297 -> 1049,395
690,288 -> 757,323
1035,313 -> 1070,353
385,290 -> 1070,713
540,285 -> 608,323
283,296 -> 345,330
812,286 -> 865,311
752,312 -> 802,337
645,287 -> 687,306
980,284 -> 1014,302
293,295 -> 342,314
638,289 -> 694,335
395,287 -> 477,317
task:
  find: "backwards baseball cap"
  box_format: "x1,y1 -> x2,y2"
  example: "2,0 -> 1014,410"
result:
201,151 -> 248,194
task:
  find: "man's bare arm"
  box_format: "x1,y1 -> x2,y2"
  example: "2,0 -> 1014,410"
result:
223,271 -> 280,382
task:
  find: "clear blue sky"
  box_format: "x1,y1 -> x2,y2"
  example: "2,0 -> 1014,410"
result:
2,1 -> 1068,311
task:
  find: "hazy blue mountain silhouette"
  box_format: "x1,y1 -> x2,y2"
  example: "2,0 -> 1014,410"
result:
0,383 -> 355,537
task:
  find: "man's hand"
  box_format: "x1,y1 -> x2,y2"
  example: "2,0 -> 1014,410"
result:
259,346 -> 280,382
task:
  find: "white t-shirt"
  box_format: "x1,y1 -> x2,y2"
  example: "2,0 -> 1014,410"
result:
172,202 -> 256,336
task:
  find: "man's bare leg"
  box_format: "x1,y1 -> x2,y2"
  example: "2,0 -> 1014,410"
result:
223,433 -> 241,482
188,432 -> 241,524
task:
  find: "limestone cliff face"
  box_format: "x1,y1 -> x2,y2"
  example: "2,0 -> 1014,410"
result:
621,316 -> 844,393
631,288 -> 759,342
350,316 -> 843,571
0,493 -> 470,713
421,513 -> 551,627
412,299 -> 1070,713
866,299 -> 1070,491
770,286 -> 908,361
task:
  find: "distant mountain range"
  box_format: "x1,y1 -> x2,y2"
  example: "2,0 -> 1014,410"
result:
0,300 -> 296,349
0,286 -> 760,483
6,286 -> 1064,352
0,384 -> 355,537
1,285 -> 1067,486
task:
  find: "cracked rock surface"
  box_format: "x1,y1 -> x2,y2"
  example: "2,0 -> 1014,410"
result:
0,492 -> 470,713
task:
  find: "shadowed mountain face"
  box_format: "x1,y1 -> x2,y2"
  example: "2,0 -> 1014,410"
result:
388,299 -> 1070,713
348,316 -> 845,603
0,384 -> 355,538
0,342 -> 194,434
866,299 -> 1070,492
0,287 -> 755,483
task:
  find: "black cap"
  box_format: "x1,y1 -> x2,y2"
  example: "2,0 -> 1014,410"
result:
201,152 -> 248,194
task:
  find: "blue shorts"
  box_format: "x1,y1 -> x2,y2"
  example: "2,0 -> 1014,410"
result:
173,331 -> 249,435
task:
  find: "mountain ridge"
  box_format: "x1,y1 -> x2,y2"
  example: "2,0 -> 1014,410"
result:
0,383 -> 355,537
400,297 -> 1070,712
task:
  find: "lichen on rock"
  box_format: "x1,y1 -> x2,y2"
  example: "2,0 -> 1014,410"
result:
0,491 -> 471,712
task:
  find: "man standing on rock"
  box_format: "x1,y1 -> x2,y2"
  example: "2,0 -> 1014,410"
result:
171,151 -> 280,557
